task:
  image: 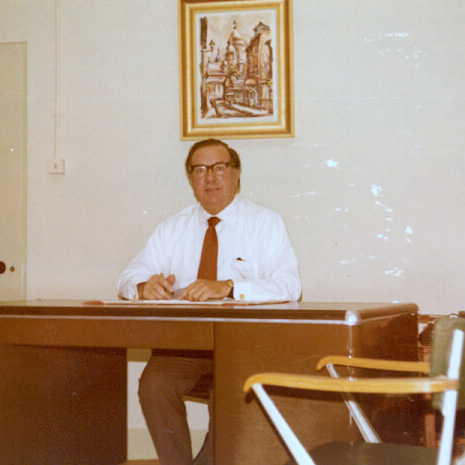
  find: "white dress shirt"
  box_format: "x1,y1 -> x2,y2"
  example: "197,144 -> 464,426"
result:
117,196 -> 301,301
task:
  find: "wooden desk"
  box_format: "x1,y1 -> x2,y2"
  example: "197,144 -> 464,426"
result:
0,300 -> 419,465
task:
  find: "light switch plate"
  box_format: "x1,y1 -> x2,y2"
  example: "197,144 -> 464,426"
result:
47,158 -> 65,174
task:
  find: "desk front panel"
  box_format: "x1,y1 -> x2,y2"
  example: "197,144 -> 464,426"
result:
0,316 -> 213,350
214,310 -> 419,465
0,343 -> 127,465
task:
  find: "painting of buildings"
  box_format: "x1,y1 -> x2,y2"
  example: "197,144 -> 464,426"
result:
199,14 -> 275,120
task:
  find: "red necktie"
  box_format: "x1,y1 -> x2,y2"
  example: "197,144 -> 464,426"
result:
197,217 -> 221,281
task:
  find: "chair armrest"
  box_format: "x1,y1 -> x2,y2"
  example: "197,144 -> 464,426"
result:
243,372 -> 457,395
316,355 -> 430,374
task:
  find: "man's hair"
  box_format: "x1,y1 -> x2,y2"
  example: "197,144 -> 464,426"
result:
185,138 -> 241,192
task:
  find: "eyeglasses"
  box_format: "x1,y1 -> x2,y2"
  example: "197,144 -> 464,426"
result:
188,161 -> 234,177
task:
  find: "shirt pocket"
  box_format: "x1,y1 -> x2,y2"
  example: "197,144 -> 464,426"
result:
231,258 -> 254,280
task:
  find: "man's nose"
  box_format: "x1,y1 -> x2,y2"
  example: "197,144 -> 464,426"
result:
205,167 -> 217,178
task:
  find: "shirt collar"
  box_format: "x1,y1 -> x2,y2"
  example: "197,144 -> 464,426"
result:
198,195 -> 239,226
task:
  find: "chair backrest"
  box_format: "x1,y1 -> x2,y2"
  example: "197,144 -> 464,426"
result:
430,316 -> 465,410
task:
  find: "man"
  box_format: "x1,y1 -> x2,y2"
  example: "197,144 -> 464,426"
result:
117,138 -> 301,465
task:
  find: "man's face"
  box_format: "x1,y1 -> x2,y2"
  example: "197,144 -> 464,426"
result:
189,145 -> 240,215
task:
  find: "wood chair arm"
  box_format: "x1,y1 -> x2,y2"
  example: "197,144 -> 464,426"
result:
243,372 -> 456,395
316,355 -> 430,374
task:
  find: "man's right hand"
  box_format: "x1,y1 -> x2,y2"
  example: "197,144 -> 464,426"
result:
137,274 -> 176,300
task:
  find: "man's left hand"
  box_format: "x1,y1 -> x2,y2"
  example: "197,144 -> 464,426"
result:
178,280 -> 231,302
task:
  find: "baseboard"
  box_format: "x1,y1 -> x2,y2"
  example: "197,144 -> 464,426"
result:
128,428 -> 208,460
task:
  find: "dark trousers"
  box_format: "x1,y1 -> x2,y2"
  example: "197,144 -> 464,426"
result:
138,350 -> 214,465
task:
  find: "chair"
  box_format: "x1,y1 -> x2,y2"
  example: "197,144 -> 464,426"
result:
183,373 -> 212,404
243,316 -> 465,465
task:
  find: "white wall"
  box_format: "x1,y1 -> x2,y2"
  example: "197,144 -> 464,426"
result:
2,0 -> 465,457
1,0 -> 464,312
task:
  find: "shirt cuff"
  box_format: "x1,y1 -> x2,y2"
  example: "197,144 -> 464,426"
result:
119,283 -> 139,301
233,282 -> 252,301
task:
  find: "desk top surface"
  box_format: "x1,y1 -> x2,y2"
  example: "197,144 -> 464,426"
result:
0,300 -> 418,324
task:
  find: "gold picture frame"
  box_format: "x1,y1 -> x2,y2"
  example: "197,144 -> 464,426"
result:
179,0 -> 294,140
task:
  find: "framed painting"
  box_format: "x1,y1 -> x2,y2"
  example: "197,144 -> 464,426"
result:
179,0 -> 294,140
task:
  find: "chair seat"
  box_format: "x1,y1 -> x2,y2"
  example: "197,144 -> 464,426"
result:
286,442 -> 437,465
183,373 -> 213,402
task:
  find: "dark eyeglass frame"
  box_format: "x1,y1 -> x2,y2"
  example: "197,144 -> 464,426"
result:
188,161 -> 235,177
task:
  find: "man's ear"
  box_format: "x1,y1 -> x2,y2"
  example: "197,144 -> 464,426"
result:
235,171 -> 241,191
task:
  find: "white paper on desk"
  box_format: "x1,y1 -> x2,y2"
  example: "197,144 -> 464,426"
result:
121,299 -> 232,305
88,298 -> 289,306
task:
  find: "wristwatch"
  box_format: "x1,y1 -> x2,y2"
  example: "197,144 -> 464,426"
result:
226,279 -> 234,298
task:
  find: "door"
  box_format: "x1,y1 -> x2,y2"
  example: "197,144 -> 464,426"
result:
0,42 -> 27,300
